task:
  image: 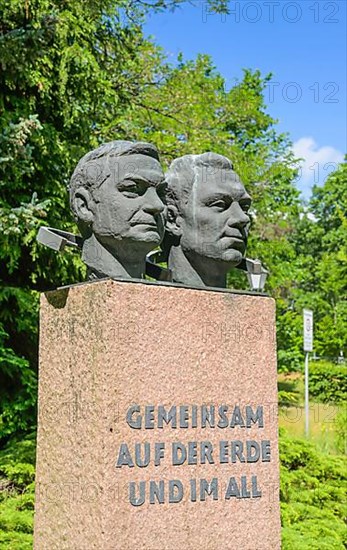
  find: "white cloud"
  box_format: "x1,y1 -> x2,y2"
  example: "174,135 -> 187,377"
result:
292,137 -> 344,198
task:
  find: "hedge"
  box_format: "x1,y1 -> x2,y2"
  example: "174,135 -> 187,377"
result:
309,361 -> 347,404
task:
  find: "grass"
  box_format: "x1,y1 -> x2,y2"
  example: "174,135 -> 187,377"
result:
278,372 -> 344,454
279,403 -> 340,453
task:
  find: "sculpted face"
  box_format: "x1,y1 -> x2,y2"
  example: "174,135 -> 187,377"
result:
178,167 -> 251,266
88,154 -> 166,250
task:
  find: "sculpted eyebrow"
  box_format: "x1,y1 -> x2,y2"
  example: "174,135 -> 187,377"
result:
117,177 -> 149,186
206,193 -> 232,202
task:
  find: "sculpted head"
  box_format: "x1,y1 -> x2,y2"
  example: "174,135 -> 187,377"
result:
165,152 -> 251,287
69,140 -> 166,278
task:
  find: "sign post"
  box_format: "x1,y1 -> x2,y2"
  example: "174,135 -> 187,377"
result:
303,309 -> 313,437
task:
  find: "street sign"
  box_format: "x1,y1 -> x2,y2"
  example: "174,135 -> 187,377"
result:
303,309 -> 313,352
303,309 -> 313,436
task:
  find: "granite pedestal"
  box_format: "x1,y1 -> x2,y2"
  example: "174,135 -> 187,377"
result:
34,279 -> 280,550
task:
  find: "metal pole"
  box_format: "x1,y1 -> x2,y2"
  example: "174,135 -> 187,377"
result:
304,352 -> 309,437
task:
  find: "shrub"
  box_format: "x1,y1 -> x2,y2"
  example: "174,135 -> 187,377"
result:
0,434 -> 36,549
309,361 -> 347,404
280,428 -> 347,549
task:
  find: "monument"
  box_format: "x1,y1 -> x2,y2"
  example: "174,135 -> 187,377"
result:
34,142 -> 280,549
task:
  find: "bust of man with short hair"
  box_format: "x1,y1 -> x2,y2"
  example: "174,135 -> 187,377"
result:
69,140 -> 166,280
164,152 -> 251,288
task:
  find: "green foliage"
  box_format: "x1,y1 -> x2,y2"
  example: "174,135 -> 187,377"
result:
308,361 -> 347,404
0,434 -> 35,549
291,160 -> 347,362
335,407 -> 347,455
0,433 -> 36,484
127,0 -> 230,13
0,304 -> 38,439
280,429 -> 347,549
269,159 -> 347,373
278,377 -> 300,407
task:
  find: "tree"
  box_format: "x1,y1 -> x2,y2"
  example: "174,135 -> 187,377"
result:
295,160 -> 347,358
0,0 -> 301,439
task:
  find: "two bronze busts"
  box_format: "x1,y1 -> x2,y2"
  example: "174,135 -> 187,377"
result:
38,140 -> 260,289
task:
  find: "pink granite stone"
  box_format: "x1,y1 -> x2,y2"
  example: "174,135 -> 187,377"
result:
34,279 -> 280,550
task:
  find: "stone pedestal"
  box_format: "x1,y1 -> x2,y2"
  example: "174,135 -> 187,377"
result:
34,279 -> 280,550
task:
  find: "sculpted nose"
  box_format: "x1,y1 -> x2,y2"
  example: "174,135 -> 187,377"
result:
143,188 -> 165,215
228,202 -> 250,229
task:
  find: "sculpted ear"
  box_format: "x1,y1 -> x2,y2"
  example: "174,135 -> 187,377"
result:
166,205 -> 182,238
72,188 -> 95,225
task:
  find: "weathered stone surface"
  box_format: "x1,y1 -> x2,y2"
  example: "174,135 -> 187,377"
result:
34,279 -> 280,550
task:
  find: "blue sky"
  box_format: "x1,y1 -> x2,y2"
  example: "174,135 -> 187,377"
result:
144,0 -> 346,197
